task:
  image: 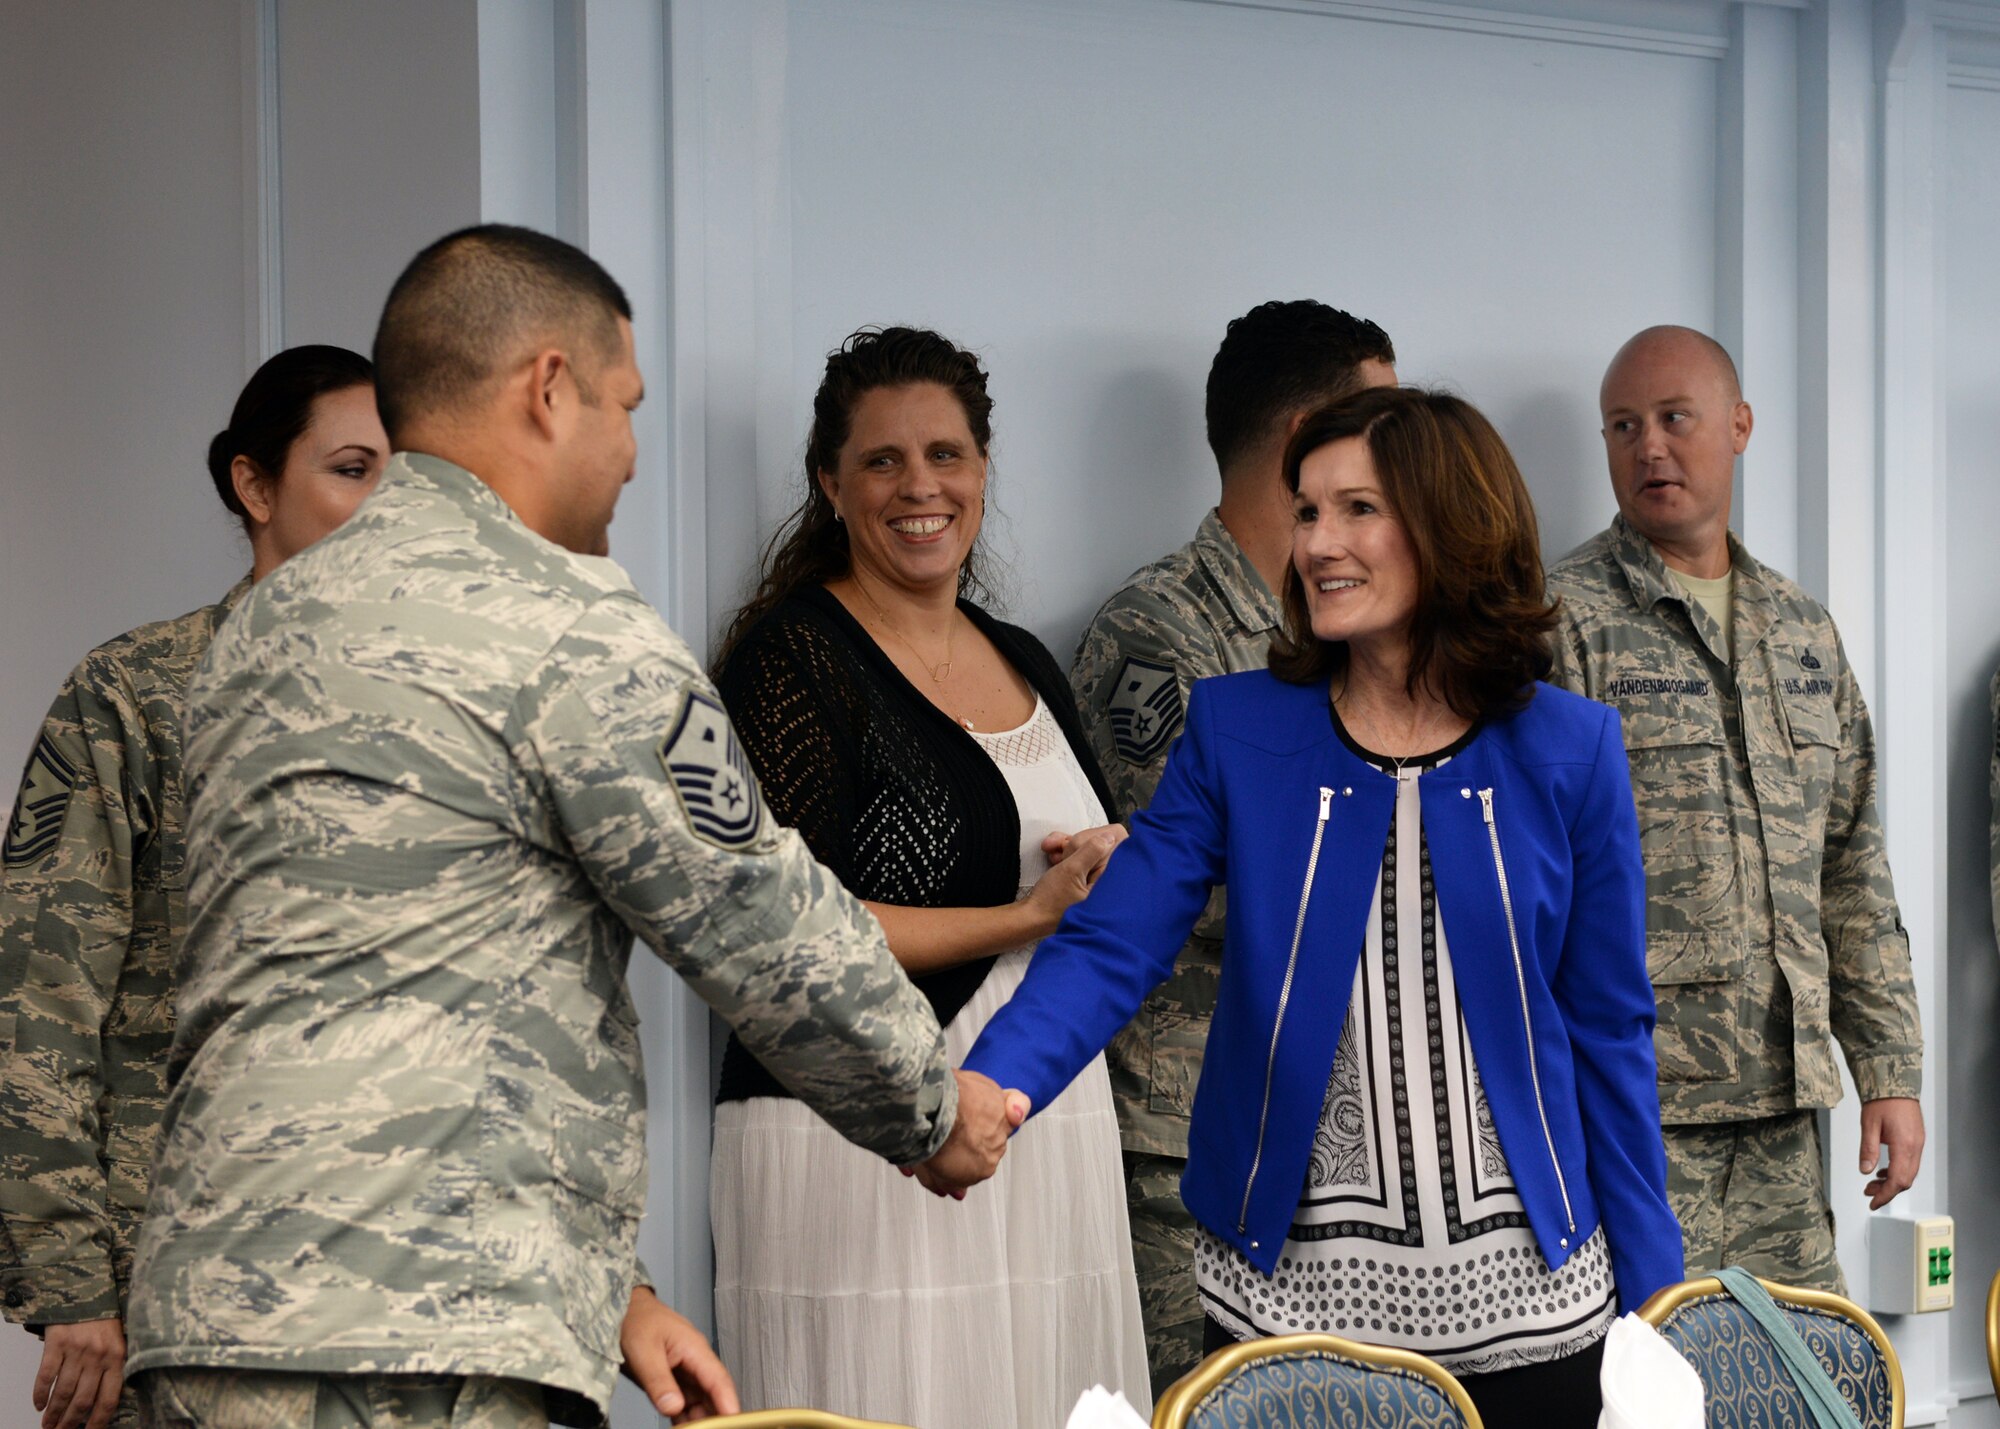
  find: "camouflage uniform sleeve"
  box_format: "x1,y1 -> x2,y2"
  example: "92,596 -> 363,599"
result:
1073,593 -> 1227,823
1820,634 -> 1921,1101
0,669 -> 143,1325
1544,599 -> 1594,699
519,596 -> 955,1166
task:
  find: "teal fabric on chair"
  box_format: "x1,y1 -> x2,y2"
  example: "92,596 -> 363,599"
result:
1640,1279 -> 1902,1429
1154,1335 -> 1481,1429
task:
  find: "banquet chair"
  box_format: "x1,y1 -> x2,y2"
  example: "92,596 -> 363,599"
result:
696,1413 -> 916,1428
1638,1275 -> 1903,1429
1152,1332 -> 1483,1429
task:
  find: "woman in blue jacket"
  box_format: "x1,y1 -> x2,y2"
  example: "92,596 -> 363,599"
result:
966,386 -> 1681,1428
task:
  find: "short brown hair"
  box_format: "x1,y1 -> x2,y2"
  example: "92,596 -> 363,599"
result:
372,224 -> 631,443
1267,386 -> 1557,719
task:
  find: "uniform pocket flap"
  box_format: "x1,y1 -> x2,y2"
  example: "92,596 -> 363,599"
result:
1646,930 -> 1742,985
1781,688 -> 1840,748
551,1099 -> 646,1213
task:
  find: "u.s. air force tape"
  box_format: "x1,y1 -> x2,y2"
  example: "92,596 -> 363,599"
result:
1107,655 -> 1183,765
3,733 -> 79,870
658,690 -> 764,850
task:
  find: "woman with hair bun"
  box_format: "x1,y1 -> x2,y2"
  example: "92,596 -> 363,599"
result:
0,346 -> 385,1429
709,326 -> 1149,1428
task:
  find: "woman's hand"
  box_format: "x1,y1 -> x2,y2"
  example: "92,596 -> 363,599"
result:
1026,824 -> 1127,936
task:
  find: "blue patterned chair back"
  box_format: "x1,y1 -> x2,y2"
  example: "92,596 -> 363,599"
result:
1154,1333 -> 1481,1429
1640,1279 -> 1902,1429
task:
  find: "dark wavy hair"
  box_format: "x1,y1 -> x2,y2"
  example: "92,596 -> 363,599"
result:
1267,385 -> 1557,718
206,345 -> 375,532
714,326 -> 997,667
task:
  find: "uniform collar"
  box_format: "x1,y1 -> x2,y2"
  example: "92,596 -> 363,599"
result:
1193,508 -> 1281,636
393,450 -> 530,528
1607,513 -> 1780,666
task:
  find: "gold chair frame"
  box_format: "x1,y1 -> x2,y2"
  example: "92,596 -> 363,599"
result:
695,1413 -> 917,1429
1638,1275 -> 1905,1429
1985,1267 -> 2000,1399
1152,1331 -> 1484,1429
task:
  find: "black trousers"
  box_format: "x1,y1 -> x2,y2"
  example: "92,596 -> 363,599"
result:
1201,1316 -> 1605,1429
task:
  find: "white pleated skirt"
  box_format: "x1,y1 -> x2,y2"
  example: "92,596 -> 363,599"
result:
712,945 -> 1152,1429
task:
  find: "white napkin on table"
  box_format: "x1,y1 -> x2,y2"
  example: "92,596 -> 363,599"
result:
1064,1385 -> 1151,1429
1597,1312 -> 1705,1429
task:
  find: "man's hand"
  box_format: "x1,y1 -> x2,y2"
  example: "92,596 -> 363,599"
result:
904,1068 -> 1030,1198
619,1285 -> 738,1423
1859,1096 -> 1926,1209
33,1318 -> 124,1429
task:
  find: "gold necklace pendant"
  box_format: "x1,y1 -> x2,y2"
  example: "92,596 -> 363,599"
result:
858,582 -> 958,685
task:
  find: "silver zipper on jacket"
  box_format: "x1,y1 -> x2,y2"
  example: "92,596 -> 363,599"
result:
1477,787 -> 1577,1241
1239,785 -> 1334,1238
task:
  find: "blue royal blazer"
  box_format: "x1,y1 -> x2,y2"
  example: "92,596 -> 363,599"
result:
965,670 -> 1684,1309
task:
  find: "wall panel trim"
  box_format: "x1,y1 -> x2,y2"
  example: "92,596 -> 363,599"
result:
240,0 -> 282,371
1175,0 -> 1729,58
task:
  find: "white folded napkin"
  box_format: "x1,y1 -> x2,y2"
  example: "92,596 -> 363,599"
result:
1597,1313 -> 1705,1429
1064,1385 -> 1152,1429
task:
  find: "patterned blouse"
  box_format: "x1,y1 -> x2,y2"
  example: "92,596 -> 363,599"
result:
1197,719 -> 1617,1375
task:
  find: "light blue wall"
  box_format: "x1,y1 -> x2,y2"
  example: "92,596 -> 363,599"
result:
766,0 -> 1715,657
6,2 -> 2000,1425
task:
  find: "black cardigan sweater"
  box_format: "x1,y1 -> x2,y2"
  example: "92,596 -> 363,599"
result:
713,584 -> 1115,1105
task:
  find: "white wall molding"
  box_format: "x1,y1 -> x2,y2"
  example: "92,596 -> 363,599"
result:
1716,0 -> 1801,573
1946,59 -> 2000,87
667,0 -> 795,657
239,0 -> 282,371
1176,0 -> 1730,58
1872,0 -> 1954,1407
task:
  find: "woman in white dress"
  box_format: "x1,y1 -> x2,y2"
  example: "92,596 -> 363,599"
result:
709,326 -> 1150,1428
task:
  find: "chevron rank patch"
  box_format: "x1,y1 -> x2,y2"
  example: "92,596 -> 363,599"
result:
1108,655 -> 1183,765
3,733 -> 80,869
659,690 -> 763,850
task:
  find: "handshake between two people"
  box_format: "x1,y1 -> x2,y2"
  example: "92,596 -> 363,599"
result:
902,821 -> 1129,1200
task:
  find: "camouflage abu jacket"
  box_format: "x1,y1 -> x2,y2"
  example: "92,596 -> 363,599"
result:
1548,516 -> 1920,1124
123,455 -> 955,1425
1070,509 -> 1279,1159
0,578 -> 250,1327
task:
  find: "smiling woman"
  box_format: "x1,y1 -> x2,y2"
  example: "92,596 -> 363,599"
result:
961,385 -> 1684,1429
707,327 -> 1150,1427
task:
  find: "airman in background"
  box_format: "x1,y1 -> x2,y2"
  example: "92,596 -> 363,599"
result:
1069,299 -> 1395,1394
1548,325 -> 1923,1294
0,345 -> 388,1429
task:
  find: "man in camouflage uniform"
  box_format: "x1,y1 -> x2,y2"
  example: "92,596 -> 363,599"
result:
1070,301 -> 1395,1394
124,227 -> 1019,1429
0,583 -> 249,1429
1548,325 -> 1924,1295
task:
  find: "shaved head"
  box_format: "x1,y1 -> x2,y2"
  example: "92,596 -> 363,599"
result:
372,224 -> 631,443
1597,324 -> 1751,573
1602,325 -> 1741,407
